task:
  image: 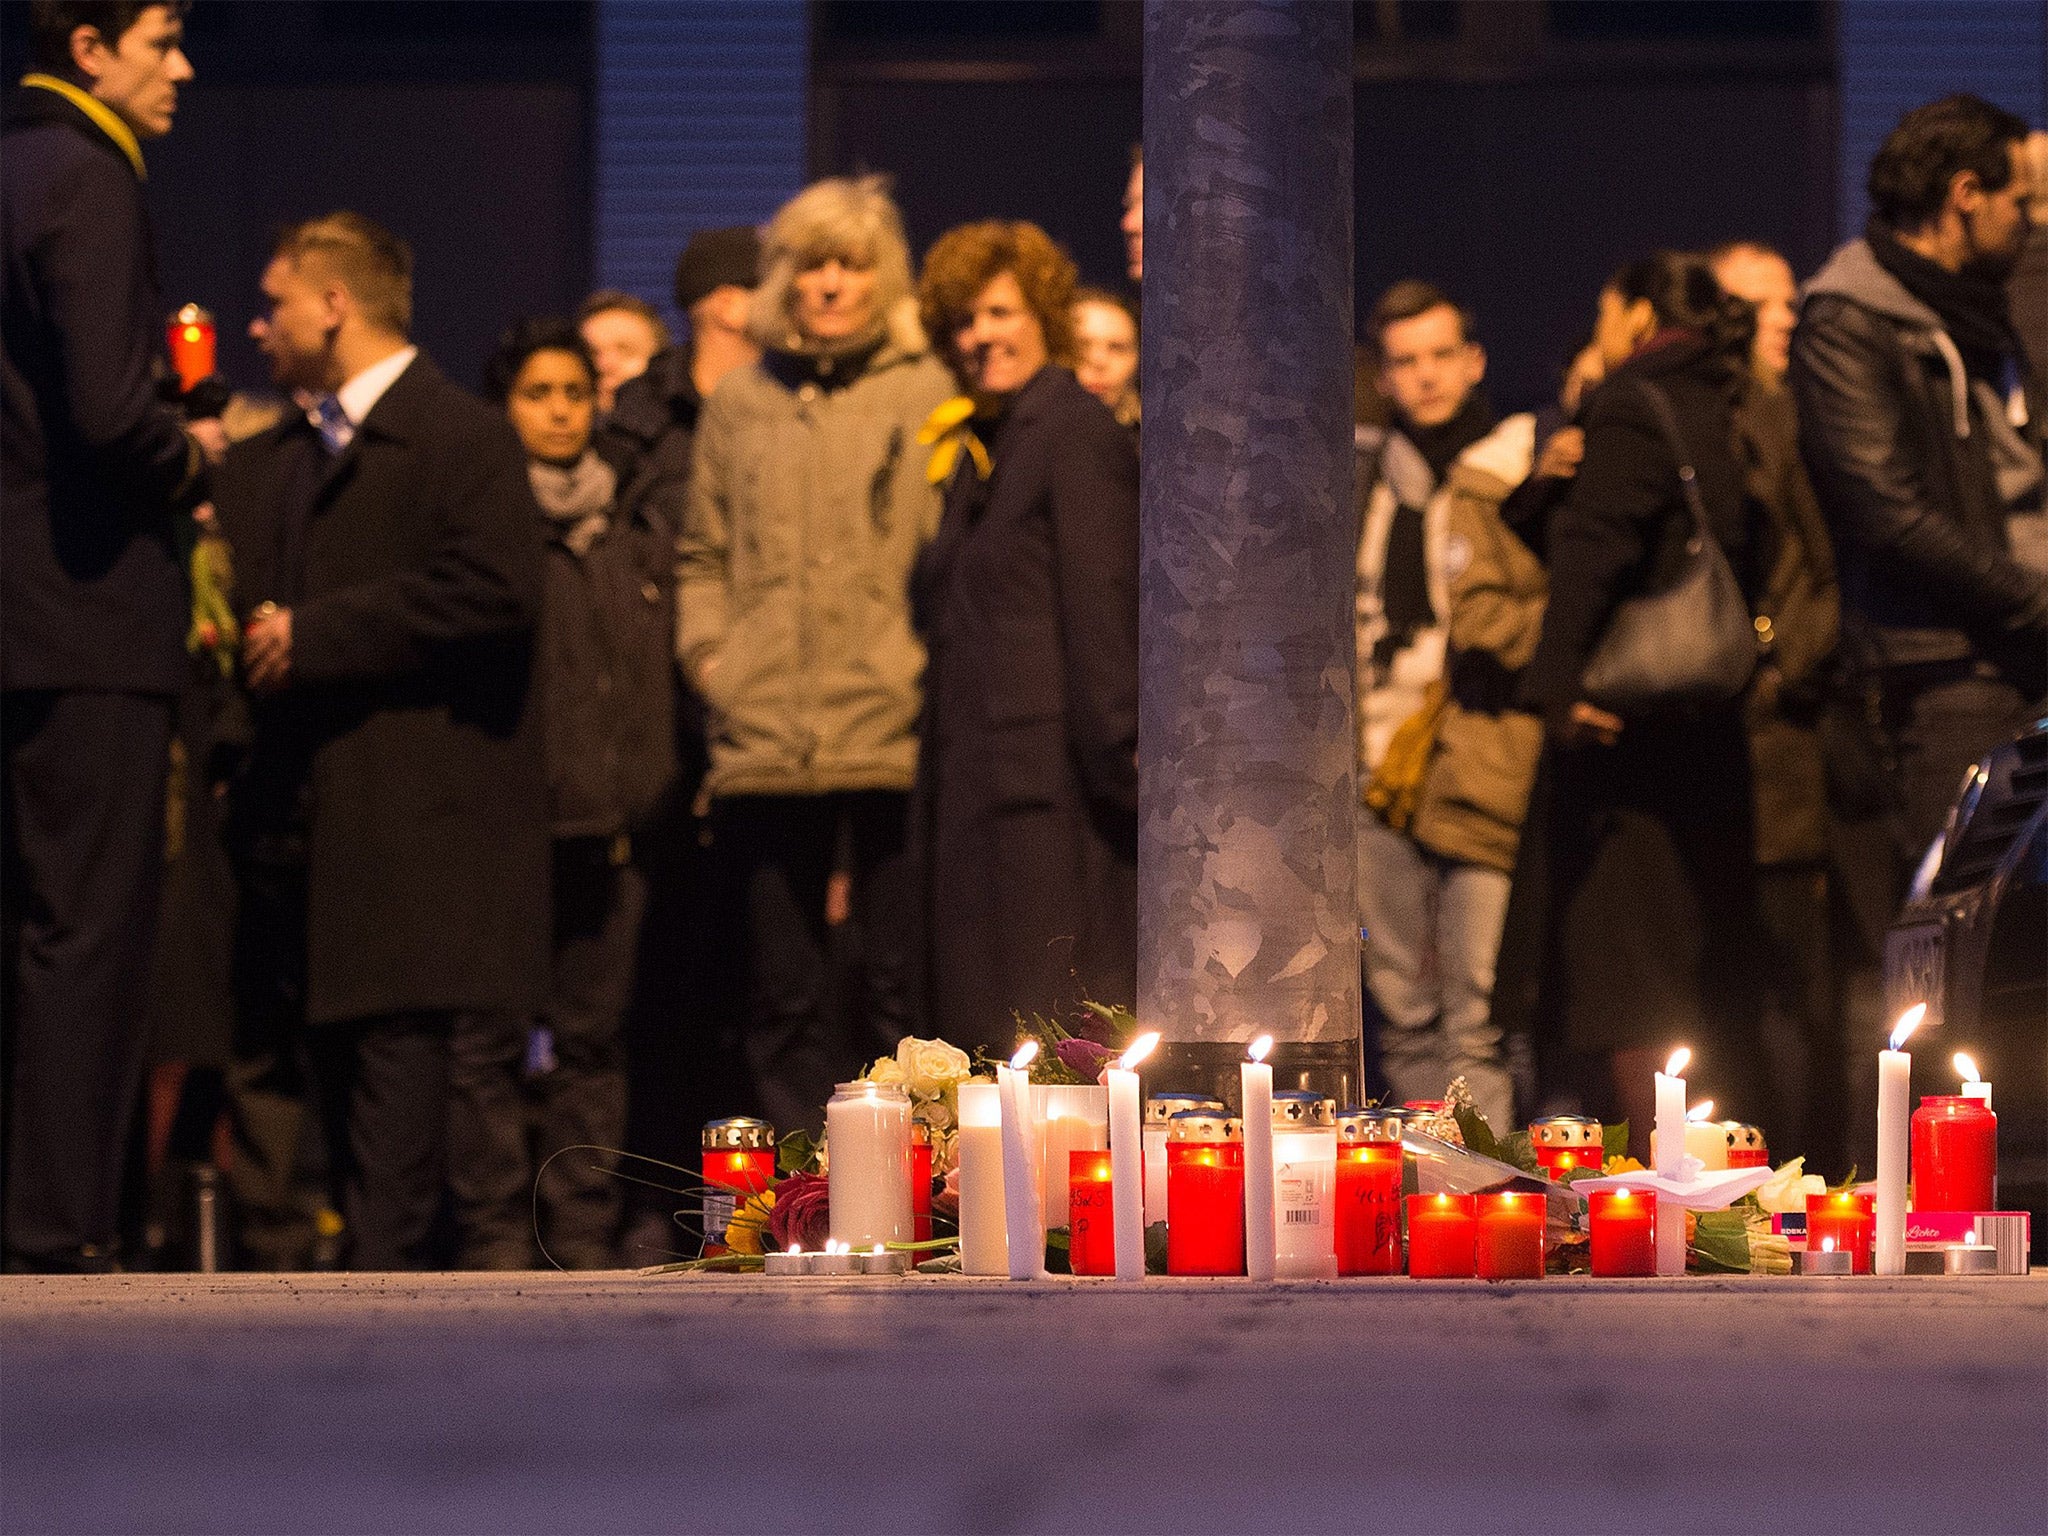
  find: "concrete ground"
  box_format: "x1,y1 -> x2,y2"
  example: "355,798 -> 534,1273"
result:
2,1271 -> 2043,1535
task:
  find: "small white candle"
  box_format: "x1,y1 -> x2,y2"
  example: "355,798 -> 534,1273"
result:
1954,1051 -> 1991,1111
1653,1047 -> 1690,1277
998,1044 -> 1044,1281
1242,1034 -> 1277,1282
956,1082 -> 1008,1275
1108,1031 -> 1159,1283
812,1239 -> 858,1276
1876,1005 -> 1923,1276
763,1244 -> 812,1277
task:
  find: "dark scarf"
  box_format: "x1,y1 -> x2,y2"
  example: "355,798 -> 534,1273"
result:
1400,391 -> 1499,486
530,450 -> 616,558
1866,215 -> 2020,383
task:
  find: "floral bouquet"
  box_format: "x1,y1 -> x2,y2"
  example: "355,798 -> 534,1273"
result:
858,1034 -> 982,1173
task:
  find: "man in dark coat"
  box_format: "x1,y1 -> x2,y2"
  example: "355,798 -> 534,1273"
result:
1,1 -> 219,1271
211,212 -> 547,1269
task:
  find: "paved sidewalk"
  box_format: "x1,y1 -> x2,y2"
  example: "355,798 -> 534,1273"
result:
3,1271 -> 2043,1533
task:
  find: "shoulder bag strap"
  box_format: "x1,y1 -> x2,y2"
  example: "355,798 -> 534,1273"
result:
1633,377 -> 1711,549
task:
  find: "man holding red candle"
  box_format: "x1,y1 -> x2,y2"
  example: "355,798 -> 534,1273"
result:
2,1 -> 225,1273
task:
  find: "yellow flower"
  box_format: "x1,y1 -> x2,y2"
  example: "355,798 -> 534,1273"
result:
1603,1155 -> 1645,1175
919,396 -> 991,486
724,1188 -> 776,1255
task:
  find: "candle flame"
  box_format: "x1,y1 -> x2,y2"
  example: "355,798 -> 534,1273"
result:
1889,1003 -> 1926,1052
1247,1033 -> 1274,1064
1009,1040 -> 1040,1072
1953,1051 -> 1981,1083
1686,1100 -> 1716,1123
1664,1047 -> 1691,1078
871,1245 -> 884,1255
1118,1030 -> 1161,1072
1821,1237 -> 1836,1253
788,1244 -> 802,1255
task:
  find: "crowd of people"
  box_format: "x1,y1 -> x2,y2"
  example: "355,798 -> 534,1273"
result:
3,1 -> 2043,1273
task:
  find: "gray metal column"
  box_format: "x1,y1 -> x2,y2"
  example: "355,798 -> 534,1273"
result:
1137,0 -> 1361,1107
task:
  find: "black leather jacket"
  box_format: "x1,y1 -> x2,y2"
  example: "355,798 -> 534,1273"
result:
1790,239 -> 2045,689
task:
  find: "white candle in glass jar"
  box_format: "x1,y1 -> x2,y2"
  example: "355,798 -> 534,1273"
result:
956,1081 -> 1008,1275
825,1081 -> 912,1252
1242,1036 -> 1277,1282
1273,1113 -> 1338,1280
1876,1006 -> 1923,1277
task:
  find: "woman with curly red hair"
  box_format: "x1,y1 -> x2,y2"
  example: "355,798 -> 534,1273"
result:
910,221 -> 1139,1055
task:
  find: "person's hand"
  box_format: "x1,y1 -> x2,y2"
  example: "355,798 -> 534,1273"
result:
1561,344 -> 1606,416
243,604 -> 293,694
188,418 -> 229,467
1534,425 -> 1585,481
1557,699 -> 1623,748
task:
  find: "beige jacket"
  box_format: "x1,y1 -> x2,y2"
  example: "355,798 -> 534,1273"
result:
678,304 -> 956,797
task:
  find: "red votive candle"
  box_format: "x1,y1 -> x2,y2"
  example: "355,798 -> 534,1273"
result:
1476,1191 -> 1545,1279
1911,1095 -> 1996,1214
1804,1191 -> 1875,1274
1405,1193 -> 1478,1277
1335,1144 -> 1403,1275
1068,1150 -> 1115,1276
910,1126 -> 934,1244
1529,1114 -> 1603,1176
701,1117 -> 776,1256
1588,1188 -> 1656,1277
166,303 -> 215,392
1166,1114 -> 1245,1276
1723,1122 -> 1769,1169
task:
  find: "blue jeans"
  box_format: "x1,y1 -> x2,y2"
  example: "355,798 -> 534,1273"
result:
1355,811 -> 1514,1131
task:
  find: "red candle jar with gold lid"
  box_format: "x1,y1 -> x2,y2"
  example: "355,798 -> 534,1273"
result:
1722,1122 -> 1769,1169
1911,1095 -> 1996,1213
702,1117 -> 776,1255
166,302 -> 215,392
1334,1108 -> 1403,1276
1166,1112 -> 1245,1276
1529,1114 -> 1603,1176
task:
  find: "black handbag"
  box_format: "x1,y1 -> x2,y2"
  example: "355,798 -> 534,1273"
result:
1580,380 -> 1760,714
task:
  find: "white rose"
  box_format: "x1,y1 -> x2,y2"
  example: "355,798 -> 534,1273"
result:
1754,1157 -> 1827,1215
896,1036 -> 972,1096
863,1056 -> 908,1088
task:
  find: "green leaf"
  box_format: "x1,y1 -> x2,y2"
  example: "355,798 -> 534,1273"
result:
1454,1106 -> 1503,1162
1601,1120 -> 1631,1161
1044,1227 -> 1072,1274
1497,1131 -> 1539,1176
1690,1209 -> 1752,1273
776,1129 -> 822,1177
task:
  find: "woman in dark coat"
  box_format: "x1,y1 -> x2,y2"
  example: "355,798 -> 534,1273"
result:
912,221 -> 1139,1056
1510,252 -> 1767,1152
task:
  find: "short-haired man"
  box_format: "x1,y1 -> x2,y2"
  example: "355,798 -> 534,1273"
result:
577,290 -> 670,414
212,212 -> 548,1268
1354,282 -> 1537,1131
1791,95 -> 2046,871
2,0 -> 220,1271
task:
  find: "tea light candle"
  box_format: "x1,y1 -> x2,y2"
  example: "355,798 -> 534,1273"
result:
1145,1093 -> 1224,1225
1876,1005 -> 1922,1276
1587,1188 -> 1656,1277
998,1044 -> 1045,1281
1943,1243 -> 1998,1276
1241,1035 -> 1277,1282
1805,1190 -> 1875,1274
1068,1150 -> 1116,1276
1406,1192 -> 1478,1278
1475,1191 -> 1545,1279
763,1244 -> 812,1277
855,1244 -> 908,1275
1953,1051 -> 1991,1111
812,1239 -> 858,1275
1166,1113 -> 1245,1276
1654,1047 -> 1690,1277
1801,1238 -> 1853,1275
956,1081 -> 1008,1275
1335,1109 -> 1404,1276
1911,1094 -> 1997,1214
1108,1032 -> 1158,1283
825,1081 -> 912,1252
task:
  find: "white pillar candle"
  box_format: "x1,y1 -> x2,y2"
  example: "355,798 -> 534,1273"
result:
825,1080 -> 912,1252
1876,1006 -> 1923,1276
1954,1052 -> 1991,1111
998,1047 -> 1044,1281
1653,1048 -> 1689,1277
1242,1035 -> 1277,1282
956,1081 -> 1008,1275
1109,1032 -> 1159,1283
1034,1085 -> 1109,1229
1650,1100 -> 1728,1172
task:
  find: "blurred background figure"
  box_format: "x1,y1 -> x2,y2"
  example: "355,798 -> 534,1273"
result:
677,176 -> 951,1134
912,220 -> 1139,1057
1071,285 -> 1140,431
577,289 -> 669,415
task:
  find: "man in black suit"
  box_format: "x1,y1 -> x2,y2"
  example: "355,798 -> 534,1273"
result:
212,212 -> 548,1268
1,1 -> 223,1272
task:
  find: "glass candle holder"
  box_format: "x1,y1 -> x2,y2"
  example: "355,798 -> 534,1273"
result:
1068,1150 -> 1116,1276
1334,1109 -> 1404,1276
701,1117 -> 776,1256
1587,1188 -> 1656,1277
1476,1191 -> 1546,1279
1033,1084 -> 1109,1230
1723,1122 -> 1769,1169
166,302 -> 215,391
1805,1190 -> 1875,1273
1911,1095 -> 1996,1214
1144,1093 -> 1226,1227
826,1081 -> 912,1252
1529,1114 -> 1603,1176
1166,1113 -> 1245,1276
1272,1092 -> 1338,1280
910,1123 -> 934,1244
1405,1192 -> 1478,1278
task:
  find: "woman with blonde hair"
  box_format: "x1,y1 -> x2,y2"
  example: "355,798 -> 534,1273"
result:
677,175 -> 953,1131
910,221 -> 1140,1054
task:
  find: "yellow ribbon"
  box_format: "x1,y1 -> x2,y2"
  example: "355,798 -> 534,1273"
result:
19,73 -> 146,179
918,396 -> 991,487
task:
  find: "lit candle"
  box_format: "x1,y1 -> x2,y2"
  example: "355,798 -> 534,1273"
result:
1528,1114 -> 1603,1175
1802,1237 -> 1853,1275
825,1081 -> 912,1253
1475,1191 -> 1545,1280
1108,1032 -> 1158,1283
1587,1188 -> 1655,1277
1067,1150 -> 1115,1276
909,1124 -> 934,1244
1034,1085 -> 1109,1229
1876,1005 -> 1922,1276
1334,1109 -> 1403,1276
763,1243 -> 812,1277
1911,1094 -> 1997,1214
812,1238 -> 858,1276
1805,1190 -> 1874,1274
1405,1193 -> 1478,1278
854,1243 -> 908,1275
1271,1091 -> 1338,1280
1654,1047 -> 1690,1277
955,1081 -> 1008,1275
1144,1093 -> 1224,1225
1166,1112 -> 1245,1275
1241,1034 -> 1277,1282
998,1043 -> 1045,1281
1953,1051 -> 1991,1111
1722,1122 -> 1769,1169
700,1116 -> 776,1257
165,302 -> 215,391
1657,1099 -> 1730,1172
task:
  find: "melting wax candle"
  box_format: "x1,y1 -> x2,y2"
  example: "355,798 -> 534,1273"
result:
1241,1036 -> 1277,1281
1876,1006 -> 1922,1276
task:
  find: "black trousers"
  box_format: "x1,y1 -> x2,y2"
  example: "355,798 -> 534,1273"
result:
715,790 -> 914,1137
2,689 -> 171,1267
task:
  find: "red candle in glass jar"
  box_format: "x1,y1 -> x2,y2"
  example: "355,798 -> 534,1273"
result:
166,303 -> 215,392
1911,1095 -> 1997,1214
1805,1190 -> 1874,1273
1405,1193 -> 1478,1277
1587,1188 -> 1656,1276
1166,1114 -> 1245,1276
1529,1114 -> 1603,1176
701,1116 -> 776,1256
1068,1150 -> 1115,1276
1723,1122 -> 1769,1169
1335,1144 -> 1403,1275
909,1125 -> 934,1244
1476,1191 -> 1545,1279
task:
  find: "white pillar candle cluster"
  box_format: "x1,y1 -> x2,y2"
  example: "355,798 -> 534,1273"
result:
1875,1005 -> 1922,1277
825,1080 -> 912,1253
1108,1032 -> 1159,1283
955,1081 -> 1008,1275
1241,1035 -> 1277,1282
